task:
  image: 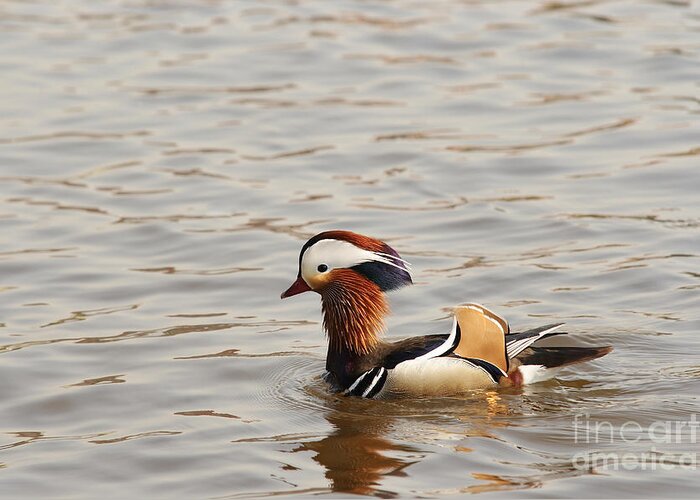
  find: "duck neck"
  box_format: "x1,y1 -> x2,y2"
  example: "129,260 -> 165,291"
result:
320,273 -> 388,361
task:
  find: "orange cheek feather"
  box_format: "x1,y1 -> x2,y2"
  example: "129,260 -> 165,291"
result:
320,269 -> 388,355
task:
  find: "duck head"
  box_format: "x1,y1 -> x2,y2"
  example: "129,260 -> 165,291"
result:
281,230 -> 412,355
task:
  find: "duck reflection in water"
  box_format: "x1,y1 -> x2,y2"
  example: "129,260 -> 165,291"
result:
293,399 -> 417,497
293,389 -> 515,497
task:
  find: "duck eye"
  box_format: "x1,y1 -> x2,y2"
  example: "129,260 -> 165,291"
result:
317,264 -> 329,273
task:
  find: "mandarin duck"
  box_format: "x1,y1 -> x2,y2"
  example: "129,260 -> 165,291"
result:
281,230 -> 611,398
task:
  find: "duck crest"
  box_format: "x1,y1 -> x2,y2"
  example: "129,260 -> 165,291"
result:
320,269 -> 388,357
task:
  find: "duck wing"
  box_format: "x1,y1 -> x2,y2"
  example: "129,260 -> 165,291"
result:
451,303 -> 509,373
505,323 -> 566,359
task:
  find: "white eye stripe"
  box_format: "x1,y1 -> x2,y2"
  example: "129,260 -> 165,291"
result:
300,239 -> 412,283
366,253 -> 413,275
372,251 -> 413,269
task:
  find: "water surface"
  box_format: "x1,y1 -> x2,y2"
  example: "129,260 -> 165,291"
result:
1,0 -> 699,497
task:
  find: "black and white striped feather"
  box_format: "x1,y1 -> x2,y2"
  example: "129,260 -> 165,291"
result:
343,366 -> 388,398
506,323 -> 565,359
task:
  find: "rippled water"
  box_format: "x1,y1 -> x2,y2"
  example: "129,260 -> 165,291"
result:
1,0 -> 699,497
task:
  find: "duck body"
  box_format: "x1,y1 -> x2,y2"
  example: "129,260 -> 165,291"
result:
282,230 -> 611,398
325,334 -> 498,398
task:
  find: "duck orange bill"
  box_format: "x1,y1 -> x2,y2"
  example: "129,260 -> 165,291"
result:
281,276 -> 311,299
